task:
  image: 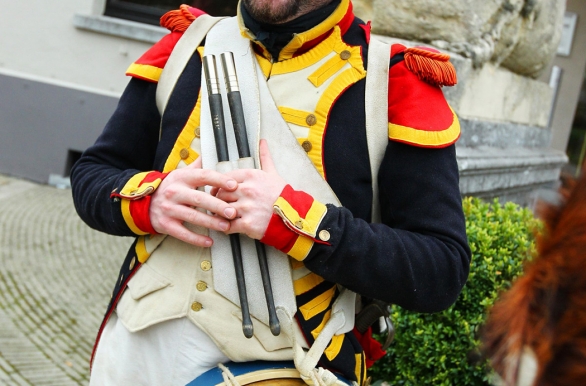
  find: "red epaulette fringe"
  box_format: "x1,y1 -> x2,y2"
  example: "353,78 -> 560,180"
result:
160,4 -> 196,32
404,47 -> 457,87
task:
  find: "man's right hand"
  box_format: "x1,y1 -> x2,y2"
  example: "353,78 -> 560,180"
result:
149,157 -> 238,247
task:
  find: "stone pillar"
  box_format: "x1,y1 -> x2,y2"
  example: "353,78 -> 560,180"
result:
354,0 -> 568,205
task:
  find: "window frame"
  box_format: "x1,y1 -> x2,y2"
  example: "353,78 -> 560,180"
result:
104,0 -> 170,26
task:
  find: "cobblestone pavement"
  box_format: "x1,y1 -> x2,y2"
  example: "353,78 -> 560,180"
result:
0,175 -> 129,385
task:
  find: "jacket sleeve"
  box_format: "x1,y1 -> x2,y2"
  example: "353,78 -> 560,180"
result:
70,78 -> 163,237
261,141 -> 470,313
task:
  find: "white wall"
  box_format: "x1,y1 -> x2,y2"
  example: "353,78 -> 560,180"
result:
0,0 -> 160,94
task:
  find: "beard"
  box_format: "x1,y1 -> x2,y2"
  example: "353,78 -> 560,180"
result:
242,0 -> 305,24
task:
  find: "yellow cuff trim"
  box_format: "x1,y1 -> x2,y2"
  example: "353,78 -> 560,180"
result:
273,197 -> 327,239
299,285 -> 336,319
119,172 -> 163,199
126,63 -> 163,82
294,272 -> 326,296
288,235 -> 314,261
389,108 -> 461,147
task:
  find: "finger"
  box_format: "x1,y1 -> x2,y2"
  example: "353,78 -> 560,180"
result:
173,188 -> 237,219
215,189 -> 239,203
167,205 -> 232,232
181,168 -> 238,192
164,220 -> 214,247
259,139 -> 277,174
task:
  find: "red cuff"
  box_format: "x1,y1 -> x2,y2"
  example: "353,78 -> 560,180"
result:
125,171 -> 167,235
261,185 -> 329,261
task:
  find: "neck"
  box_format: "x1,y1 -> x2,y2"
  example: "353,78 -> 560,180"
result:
241,0 -> 341,60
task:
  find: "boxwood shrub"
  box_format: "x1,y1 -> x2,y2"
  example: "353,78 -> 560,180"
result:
369,197 -> 541,385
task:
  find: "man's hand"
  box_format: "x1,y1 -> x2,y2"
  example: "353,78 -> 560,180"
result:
215,140 -> 286,240
149,157 -> 238,247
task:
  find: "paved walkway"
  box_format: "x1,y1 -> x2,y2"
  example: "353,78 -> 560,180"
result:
0,175 -> 128,385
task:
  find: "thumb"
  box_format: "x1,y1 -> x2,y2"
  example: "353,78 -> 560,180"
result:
259,140 -> 277,174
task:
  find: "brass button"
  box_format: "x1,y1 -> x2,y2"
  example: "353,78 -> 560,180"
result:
340,50 -> 351,60
318,230 -> 331,241
302,141 -> 312,153
129,256 -> 136,270
195,127 -> 201,138
196,281 -> 208,292
201,260 -> 212,271
295,220 -> 304,229
306,114 -> 317,126
129,190 -> 137,196
191,302 -> 203,312
180,148 -> 190,160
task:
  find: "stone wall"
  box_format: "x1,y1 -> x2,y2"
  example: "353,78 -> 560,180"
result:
356,0 -> 565,78
369,19 -> 568,205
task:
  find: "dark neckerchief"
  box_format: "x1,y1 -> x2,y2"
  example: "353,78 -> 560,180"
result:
241,0 -> 341,61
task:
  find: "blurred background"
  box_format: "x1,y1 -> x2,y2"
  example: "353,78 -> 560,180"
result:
0,0 -> 583,384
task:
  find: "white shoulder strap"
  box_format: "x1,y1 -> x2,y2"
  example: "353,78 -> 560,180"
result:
364,37 -> 391,223
155,14 -> 225,116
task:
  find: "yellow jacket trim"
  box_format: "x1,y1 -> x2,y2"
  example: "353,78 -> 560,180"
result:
135,236 -> 150,263
388,108 -> 461,147
310,310 -> 345,361
163,93 -> 202,172
278,0 -> 349,61
294,272 -> 326,296
311,309 -> 332,339
279,107 -> 315,128
324,335 -> 345,361
290,258 -> 305,269
355,353 -> 366,383
299,285 -> 336,319
126,63 -> 163,82
307,67 -> 365,176
255,52 -> 272,79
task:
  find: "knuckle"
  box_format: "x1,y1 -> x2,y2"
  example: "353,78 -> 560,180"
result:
163,186 -> 177,199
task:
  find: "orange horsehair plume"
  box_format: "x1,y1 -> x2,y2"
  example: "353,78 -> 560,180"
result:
403,47 -> 457,87
160,4 -> 196,32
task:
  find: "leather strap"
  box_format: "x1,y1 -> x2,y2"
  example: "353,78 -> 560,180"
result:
156,14 -> 226,117
364,37 -> 391,223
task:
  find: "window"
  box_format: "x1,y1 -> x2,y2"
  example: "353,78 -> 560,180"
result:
104,0 -> 239,26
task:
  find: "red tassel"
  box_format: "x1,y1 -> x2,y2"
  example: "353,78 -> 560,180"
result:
404,47 -> 457,87
160,4 -> 196,32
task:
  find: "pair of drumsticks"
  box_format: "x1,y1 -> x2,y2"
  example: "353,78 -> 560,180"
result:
202,53 -> 280,338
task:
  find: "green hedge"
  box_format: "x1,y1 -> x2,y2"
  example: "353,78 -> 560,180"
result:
369,197 -> 541,385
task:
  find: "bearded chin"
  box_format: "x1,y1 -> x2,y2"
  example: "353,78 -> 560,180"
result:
242,0 -> 301,24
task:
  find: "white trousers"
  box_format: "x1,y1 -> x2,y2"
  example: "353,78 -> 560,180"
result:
90,314 -> 230,386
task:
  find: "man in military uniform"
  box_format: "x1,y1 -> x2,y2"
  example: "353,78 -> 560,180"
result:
71,0 -> 471,384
